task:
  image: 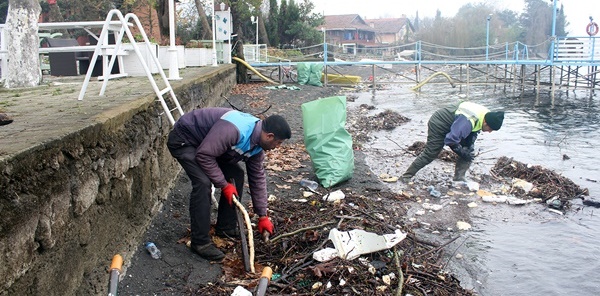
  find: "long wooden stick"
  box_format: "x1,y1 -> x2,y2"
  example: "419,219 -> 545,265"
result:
269,221 -> 337,243
232,196 -> 255,273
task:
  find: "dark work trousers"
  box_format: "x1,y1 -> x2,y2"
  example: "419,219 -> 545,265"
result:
403,103 -> 464,179
167,129 -> 245,246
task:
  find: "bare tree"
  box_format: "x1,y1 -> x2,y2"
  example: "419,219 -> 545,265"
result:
194,0 -> 212,40
4,0 -> 42,88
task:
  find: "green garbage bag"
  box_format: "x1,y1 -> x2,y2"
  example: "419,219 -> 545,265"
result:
307,63 -> 323,87
301,96 -> 354,188
296,62 -> 310,85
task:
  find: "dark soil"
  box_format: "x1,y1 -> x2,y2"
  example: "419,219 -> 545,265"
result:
118,82 -> 476,295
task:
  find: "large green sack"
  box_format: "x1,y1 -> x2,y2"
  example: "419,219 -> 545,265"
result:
301,96 -> 354,188
307,63 -> 323,86
296,62 -> 310,85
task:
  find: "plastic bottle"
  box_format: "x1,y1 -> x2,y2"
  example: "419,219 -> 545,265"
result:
145,242 -> 162,259
427,186 -> 442,198
299,179 -> 319,191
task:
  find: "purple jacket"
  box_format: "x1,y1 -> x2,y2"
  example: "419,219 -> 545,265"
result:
173,108 -> 268,216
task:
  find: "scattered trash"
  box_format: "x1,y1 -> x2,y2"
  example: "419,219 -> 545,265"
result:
452,180 -> 479,191
466,181 -> 479,191
506,196 -> 531,205
477,189 -> 494,197
231,286 -> 252,296
427,186 -> 442,198
303,191 -> 314,197
546,196 -> 563,209
512,178 -> 534,193
467,202 -> 478,208
382,176 -> 399,183
323,190 -> 345,202
421,203 -> 443,211
312,282 -> 323,290
144,242 -> 162,259
492,156 -> 589,202
291,198 -> 309,203
300,179 -> 319,191
548,208 -> 564,215
456,221 -> 471,230
313,247 -> 339,262
481,195 -> 507,203
328,228 -> 407,260
265,84 -> 301,90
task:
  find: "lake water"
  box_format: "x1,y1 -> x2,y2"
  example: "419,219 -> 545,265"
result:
347,79 -> 600,295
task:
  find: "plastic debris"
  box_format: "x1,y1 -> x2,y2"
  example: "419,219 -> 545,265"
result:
476,189 -> 494,196
145,242 -> 162,259
427,186 -> 442,198
467,202 -> 478,208
300,179 -> 319,191
506,196 -> 531,205
313,247 -> 339,262
323,190 -> 345,202
328,228 -> 407,260
466,181 -> 480,191
231,286 -> 253,296
421,203 -> 443,211
548,208 -> 564,215
512,178 -> 534,193
312,282 -> 323,290
481,195 -> 508,203
456,221 -> 471,230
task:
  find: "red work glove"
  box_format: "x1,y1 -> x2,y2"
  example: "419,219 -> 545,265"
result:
221,183 -> 238,206
258,216 -> 274,235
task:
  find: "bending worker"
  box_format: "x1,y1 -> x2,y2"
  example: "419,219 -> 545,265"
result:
167,107 -> 291,261
402,101 -> 504,182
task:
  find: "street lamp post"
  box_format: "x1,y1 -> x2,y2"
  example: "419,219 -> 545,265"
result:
168,0 -> 181,79
486,14 -> 492,60
251,15 -> 259,61
211,0 -> 218,66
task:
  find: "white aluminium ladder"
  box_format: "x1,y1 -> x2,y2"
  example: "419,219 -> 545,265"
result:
78,9 -> 183,126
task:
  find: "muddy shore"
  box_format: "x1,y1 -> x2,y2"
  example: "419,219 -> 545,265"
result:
118,81 -> 477,295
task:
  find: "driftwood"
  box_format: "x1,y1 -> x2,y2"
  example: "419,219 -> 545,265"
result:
491,156 -> 588,201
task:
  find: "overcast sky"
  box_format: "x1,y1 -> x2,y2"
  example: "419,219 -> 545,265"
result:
311,0 -> 595,37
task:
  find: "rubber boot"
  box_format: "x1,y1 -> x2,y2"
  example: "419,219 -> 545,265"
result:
453,160 -> 471,181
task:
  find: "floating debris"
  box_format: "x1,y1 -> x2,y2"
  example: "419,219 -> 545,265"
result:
491,156 -> 589,209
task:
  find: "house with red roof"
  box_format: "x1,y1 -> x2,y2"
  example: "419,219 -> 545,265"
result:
320,14 -> 414,56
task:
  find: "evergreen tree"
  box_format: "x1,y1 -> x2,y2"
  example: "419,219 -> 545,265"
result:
266,0 -> 279,46
277,0 -> 287,46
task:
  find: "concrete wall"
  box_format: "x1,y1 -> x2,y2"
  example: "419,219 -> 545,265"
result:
0,65 -> 236,295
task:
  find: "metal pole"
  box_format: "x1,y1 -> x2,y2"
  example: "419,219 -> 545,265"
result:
256,16 -> 259,62
168,0 -> 181,79
486,14 -> 492,60
549,0 -> 558,62
211,0 -> 218,66
322,27 -> 328,86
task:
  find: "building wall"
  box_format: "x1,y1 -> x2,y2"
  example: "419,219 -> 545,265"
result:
0,66 -> 236,296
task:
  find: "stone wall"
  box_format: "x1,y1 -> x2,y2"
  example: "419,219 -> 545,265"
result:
0,65 -> 236,295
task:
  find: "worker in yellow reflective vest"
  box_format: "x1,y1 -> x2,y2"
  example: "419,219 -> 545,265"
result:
402,101 -> 504,182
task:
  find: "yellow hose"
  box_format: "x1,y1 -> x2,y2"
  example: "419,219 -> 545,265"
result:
411,71 -> 455,91
232,57 -> 279,85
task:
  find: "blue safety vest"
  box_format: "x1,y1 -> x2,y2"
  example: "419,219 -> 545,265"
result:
221,111 -> 263,158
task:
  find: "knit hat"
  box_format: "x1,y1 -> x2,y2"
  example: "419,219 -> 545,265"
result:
484,111 -> 504,130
